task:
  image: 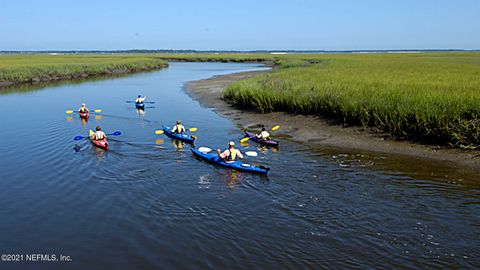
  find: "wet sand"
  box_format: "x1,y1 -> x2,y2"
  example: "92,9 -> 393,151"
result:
185,70 -> 480,171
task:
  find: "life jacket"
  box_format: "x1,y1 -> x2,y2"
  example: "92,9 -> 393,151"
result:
227,149 -> 237,161
79,107 -> 88,112
135,98 -> 144,104
95,131 -> 105,140
260,131 -> 270,140
173,124 -> 185,134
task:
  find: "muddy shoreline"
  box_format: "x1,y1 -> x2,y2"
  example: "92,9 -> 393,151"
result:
185,70 -> 480,171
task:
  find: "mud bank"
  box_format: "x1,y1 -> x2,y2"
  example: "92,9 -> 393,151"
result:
185,70 -> 480,171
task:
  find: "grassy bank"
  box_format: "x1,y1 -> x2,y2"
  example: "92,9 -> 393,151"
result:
221,52 -> 480,148
0,54 -> 168,86
155,53 -> 273,63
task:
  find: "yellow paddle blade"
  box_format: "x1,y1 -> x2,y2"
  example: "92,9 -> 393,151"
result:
240,137 -> 250,143
189,127 -> 197,132
94,109 -> 102,113
65,110 -> 74,114
271,125 -> 280,131
155,130 -> 164,135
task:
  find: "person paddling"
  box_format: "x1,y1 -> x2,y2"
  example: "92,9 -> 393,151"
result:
78,103 -> 89,113
135,95 -> 146,105
91,126 -> 106,141
171,120 -> 186,134
217,141 -> 243,162
256,127 -> 271,141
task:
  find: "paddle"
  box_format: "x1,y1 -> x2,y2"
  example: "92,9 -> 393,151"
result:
73,131 -> 122,140
198,147 -> 212,153
126,101 -> 155,104
66,109 -> 102,114
198,147 -> 258,157
240,125 -> 281,143
155,127 -> 197,135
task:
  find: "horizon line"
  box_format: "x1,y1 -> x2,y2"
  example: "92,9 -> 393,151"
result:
1,48 -> 480,54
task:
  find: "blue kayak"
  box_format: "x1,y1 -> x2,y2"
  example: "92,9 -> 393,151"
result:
191,148 -> 269,174
162,125 -> 195,143
135,102 -> 145,109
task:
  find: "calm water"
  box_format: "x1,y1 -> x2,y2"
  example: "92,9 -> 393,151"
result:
0,62 -> 479,269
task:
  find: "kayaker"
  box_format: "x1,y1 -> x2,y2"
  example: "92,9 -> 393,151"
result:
78,103 -> 89,113
135,95 -> 146,104
171,120 -> 186,134
91,126 -> 106,141
256,127 -> 271,141
217,141 -> 243,162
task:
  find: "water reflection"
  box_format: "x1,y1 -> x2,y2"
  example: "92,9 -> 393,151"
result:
258,145 -> 279,154
307,145 -> 480,187
93,145 -> 107,159
198,174 -> 211,189
171,139 -> 185,150
136,108 -> 145,115
222,170 -> 243,188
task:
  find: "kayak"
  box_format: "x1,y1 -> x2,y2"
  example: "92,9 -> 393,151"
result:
79,111 -> 90,119
162,125 -> 195,143
89,130 -> 109,151
191,148 -> 269,174
135,102 -> 145,109
245,131 -> 279,146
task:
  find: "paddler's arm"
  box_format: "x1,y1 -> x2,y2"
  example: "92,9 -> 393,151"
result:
237,150 -> 244,159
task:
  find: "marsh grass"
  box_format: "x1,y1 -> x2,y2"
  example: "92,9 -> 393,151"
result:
223,53 -> 480,147
0,54 -> 168,84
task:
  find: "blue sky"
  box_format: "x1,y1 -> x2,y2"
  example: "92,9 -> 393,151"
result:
1,0 -> 479,50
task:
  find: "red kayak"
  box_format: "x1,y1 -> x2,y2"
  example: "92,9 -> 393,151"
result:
89,130 -> 109,150
79,111 -> 90,119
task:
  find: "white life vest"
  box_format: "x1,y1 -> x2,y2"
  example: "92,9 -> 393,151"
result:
96,131 -> 105,140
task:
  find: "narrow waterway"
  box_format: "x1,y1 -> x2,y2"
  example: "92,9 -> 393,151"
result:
0,62 -> 478,269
